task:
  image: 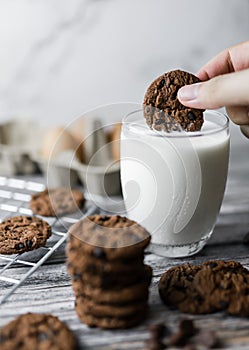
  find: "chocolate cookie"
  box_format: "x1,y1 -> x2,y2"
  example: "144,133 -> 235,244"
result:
194,260 -> 249,316
75,307 -> 147,329
159,260 -> 249,315
73,280 -> 151,304
143,69 -> 204,132
0,216 -> 51,255
67,246 -> 144,275
158,262 -> 204,313
0,313 -> 78,350
68,214 -> 151,260
76,295 -> 147,318
30,188 -> 84,217
70,264 -> 152,289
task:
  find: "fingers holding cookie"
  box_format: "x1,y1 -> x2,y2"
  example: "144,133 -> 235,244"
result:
143,70 -> 204,132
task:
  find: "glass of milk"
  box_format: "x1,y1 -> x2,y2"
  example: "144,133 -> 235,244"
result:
120,109 -> 230,257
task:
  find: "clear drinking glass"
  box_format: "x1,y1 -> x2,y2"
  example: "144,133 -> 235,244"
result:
120,109 -> 230,257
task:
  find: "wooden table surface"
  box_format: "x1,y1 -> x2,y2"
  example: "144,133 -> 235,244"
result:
0,141 -> 249,349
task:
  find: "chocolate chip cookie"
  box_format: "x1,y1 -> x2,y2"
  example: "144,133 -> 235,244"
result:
158,262 -> 204,313
68,214 -> 151,260
75,306 -> 147,329
70,263 -> 152,289
67,252 -> 144,277
0,216 -> 51,255
143,69 -> 204,132
159,260 -> 249,315
0,313 -> 78,350
66,214 -> 152,329
30,188 -> 84,217
73,279 -> 151,304
194,260 -> 249,316
76,295 -> 147,318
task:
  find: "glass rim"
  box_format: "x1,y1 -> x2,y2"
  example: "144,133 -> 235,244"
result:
122,109 -> 229,138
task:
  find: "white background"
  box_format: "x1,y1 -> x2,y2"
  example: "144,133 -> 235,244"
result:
0,0 -> 248,150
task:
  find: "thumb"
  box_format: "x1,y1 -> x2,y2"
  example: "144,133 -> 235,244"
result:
177,68 -> 249,109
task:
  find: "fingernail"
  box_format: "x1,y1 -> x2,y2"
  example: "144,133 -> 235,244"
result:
240,125 -> 249,138
178,83 -> 201,101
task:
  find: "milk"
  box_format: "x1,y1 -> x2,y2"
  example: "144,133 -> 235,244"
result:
120,111 -> 229,257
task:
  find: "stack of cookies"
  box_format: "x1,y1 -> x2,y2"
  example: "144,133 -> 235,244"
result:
66,214 -> 152,329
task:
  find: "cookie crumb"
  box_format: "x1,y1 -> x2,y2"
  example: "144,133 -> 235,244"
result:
149,323 -> 168,339
179,319 -> 197,337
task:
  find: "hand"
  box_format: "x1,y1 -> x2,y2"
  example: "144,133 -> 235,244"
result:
177,41 -> 249,138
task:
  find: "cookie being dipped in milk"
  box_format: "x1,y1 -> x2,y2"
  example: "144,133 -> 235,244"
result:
120,69 -> 229,258
143,69 -> 204,132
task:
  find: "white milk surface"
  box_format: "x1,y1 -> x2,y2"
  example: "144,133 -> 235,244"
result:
121,118 -> 229,246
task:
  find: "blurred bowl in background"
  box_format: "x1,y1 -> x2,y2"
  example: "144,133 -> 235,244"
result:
0,118 -> 44,175
1,103 -> 139,198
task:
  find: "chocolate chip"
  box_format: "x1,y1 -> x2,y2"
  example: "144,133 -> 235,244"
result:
87,265 -> 98,274
169,319 -> 197,347
243,288 -> 249,295
38,332 -> 49,341
193,294 -> 203,303
26,240 -> 33,249
102,274 -> 115,288
187,274 -> 194,282
149,323 -> 168,339
15,243 -> 25,250
187,112 -> 196,121
179,319 -> 196,337
100,216 -> 110,222
145,106 -> 152,115
169,331 -> 187,347
171,90 -> 178,100
92,247 -> 106,259
219,300 -> 229,309
158,79 -> 165,89
175,285 -> 186,292
208,262 -> 218,268
73,273 -> 82,281
155,119 -> 165,125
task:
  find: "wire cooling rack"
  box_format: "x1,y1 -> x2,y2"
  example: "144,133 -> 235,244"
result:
0,175 -> 97,305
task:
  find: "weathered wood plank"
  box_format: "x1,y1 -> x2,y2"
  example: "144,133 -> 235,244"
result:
1,248 -> 249,349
